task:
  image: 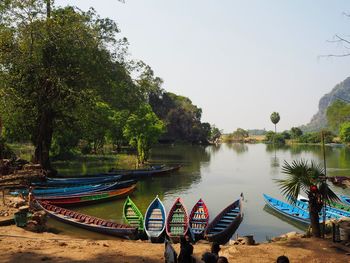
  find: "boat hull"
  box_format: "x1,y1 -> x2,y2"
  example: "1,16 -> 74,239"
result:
189,198 -> 209,241
166,197 -> 189,243
144,196 -> 166,243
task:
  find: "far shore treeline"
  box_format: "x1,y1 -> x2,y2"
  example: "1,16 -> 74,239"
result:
0,1 -> 221,171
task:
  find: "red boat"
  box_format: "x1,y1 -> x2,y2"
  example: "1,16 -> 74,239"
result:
189,198 -> 209,241
166,197 -> 189,243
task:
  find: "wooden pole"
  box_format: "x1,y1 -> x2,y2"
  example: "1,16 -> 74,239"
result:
321,131 -> 327,239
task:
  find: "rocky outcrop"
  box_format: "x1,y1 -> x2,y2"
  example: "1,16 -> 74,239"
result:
303,77 -> 350,132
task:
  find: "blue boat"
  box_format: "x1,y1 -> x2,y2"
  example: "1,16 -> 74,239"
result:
263,194 -> 318,225
13,180 -> 136,197
32,175 -> 123,187
204,198 -> 243,245
296,195 -> 350,219
144,195 -> 166,243
339,195 -> 350,206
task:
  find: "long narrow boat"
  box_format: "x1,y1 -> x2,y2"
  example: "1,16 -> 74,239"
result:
166,197 -> 189,243
204,197 -> 243,245
113,165 -> 181,179
123,196 -> 144,231
38,201 -> 138,239
15,180 -> 135,196
263,194 -> 332,225
339,195 -> 350,207
292,196 -> 346,220
189,198 -> 209,241
144,196 -> 166,243
35,184 -> 137,206
32,175 -> 123,187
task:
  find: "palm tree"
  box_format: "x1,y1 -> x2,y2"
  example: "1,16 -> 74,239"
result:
270,112 -> 280,134
276,159 -> 339,238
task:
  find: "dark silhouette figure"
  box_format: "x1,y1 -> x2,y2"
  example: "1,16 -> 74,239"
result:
164,240 -> 177,263
201,252 -> 217,263
210,242 -> 221,257
217,257 -> 229,263
178,236 -> 195,263
276,255 -> 290,263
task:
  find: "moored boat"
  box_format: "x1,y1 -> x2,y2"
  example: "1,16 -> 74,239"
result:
32,174 -> 123,187
263,194 -> 328,225
15,179 -> 136,197
112,165 -> 181,179
123,196 -> 144,231
204,197 -> 243,245
144,195 -> 166,243
166,197 -> 189,243
34,184 -> 137,206
339,195 -> 350,207
38,201 -> 138,239
189,198 -> 209,241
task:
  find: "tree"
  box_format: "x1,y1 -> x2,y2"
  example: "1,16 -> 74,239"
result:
339,122 -> 350,143
277,160 -> 338,237
270,112 -> 280,133
0,2 -> 134,170
326,100 -> 350,133
209,125 -> 222,143
123,104 -> 165,164
290,127 -> 303,139
232,128 -> 249,142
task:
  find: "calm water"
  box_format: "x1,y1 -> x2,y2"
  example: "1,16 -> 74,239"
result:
50,143 -> 350,242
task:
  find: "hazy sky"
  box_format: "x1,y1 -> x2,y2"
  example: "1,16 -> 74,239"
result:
56,0 -> 350,132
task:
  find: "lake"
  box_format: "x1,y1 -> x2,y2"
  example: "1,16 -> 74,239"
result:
50,143 -> 350,242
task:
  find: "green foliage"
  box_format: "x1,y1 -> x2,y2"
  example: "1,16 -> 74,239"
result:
0,136 -> 15,159
232,128 -> 249,141
264,131 -> 285,145
290,127 -> 303,139
339,122 -> 350,143
270,112 -> 280,125
298,131 -> 335,144
326,100 -> 350,133
209,125 -> 222,142
123,104 -> 165,164
281,131 -> 291,140
277,159 -> 339,237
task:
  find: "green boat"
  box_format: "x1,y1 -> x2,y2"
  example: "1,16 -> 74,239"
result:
330,200 -> 350,212
123,196 -> 144,231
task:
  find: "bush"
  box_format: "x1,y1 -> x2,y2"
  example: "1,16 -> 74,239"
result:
0,137 -> 16,159
339,122 -> 350,143
298,131 -> 335,144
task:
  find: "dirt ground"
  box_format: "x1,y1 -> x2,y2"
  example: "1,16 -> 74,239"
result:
0,225 -> 349,263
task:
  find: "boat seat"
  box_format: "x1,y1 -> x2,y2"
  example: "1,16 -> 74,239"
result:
101,221 -> 107,227
219,219 -> 233,223
106,222 -> 113,227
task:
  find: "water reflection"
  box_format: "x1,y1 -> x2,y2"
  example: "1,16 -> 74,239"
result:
226,143 -> 248,154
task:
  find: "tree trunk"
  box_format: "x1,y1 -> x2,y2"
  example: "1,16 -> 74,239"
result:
34,110 -> 54,171
309,198 -> 321,238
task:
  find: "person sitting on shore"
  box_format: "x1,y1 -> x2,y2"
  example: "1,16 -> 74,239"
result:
276,255 -> 289,263
201,252 -> 217,263
210,242 -> 221,259
164,239 -> 177,263
178,236 -> 195,263
217,256 -> 229,263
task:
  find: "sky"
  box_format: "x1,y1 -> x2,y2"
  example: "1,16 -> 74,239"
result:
56,0 -> 350,133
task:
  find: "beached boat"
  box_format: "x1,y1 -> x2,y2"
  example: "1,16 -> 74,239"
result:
111,165 -> 181,179
189,198 -> 209,241
123,196 -> 144,231
204,197 -> 243,244
295,195 -> 350,219
35,184 -> 137,206
339,194 -> 350,207
15,180 -> 135,197
38,201 -> 138,239
166,197 -> 189,242
32,175 -> 123,187
144,196 -> 166,242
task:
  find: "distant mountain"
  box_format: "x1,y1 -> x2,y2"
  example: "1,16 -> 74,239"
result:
302,77 -> 350,132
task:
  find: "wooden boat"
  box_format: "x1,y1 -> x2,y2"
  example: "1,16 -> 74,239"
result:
123,196 -> 144,231
35,184 -> 136,206
32,175 -> 123,187
263,194 -> 325,225
204,198 -> 243,244
339,195 -> 350,206
189,198 -> 209,241
15,179 -> 135,197
144,196 -> 166,242
166,197 -> 189,242
38,201 -> 138,239
112,165 -> 181,179
296,195 -> 350,219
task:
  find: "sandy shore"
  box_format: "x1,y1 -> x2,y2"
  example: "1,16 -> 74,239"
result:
0,225 -> 349,263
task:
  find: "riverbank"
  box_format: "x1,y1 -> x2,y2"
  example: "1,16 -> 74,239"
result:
0,225 -> 348,262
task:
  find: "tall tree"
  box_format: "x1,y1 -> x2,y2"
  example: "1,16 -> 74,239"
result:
123,104 -> 165,165
277,160 -> 338,237
0,2 -> 133,170
270,112 -> 280,134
